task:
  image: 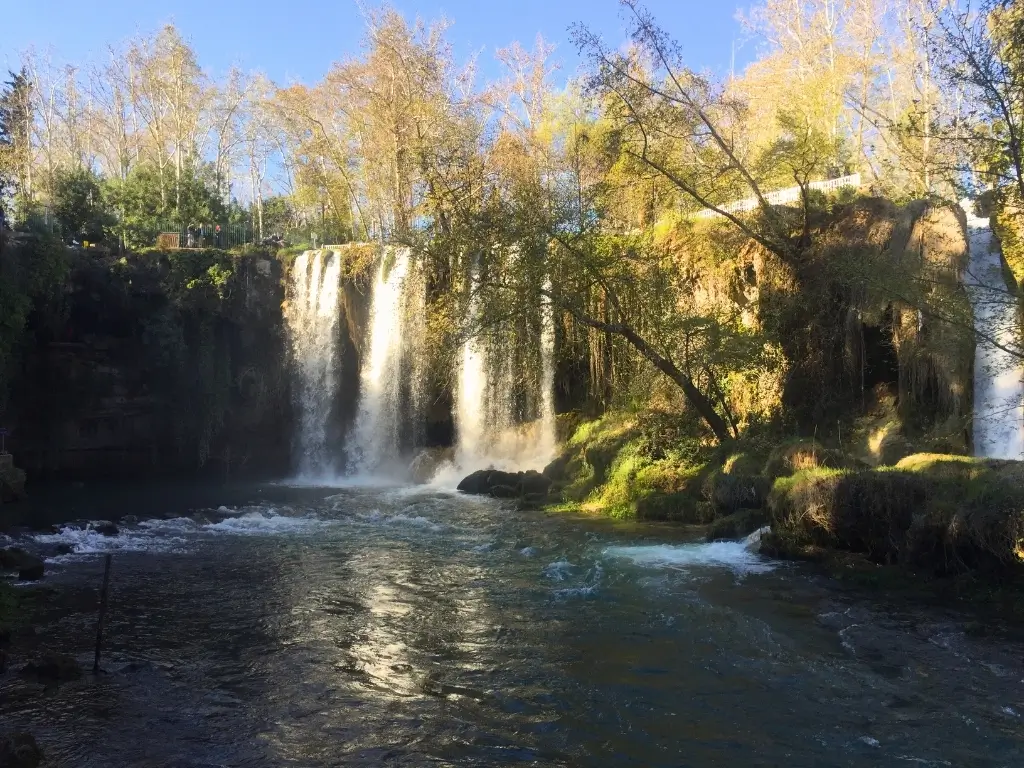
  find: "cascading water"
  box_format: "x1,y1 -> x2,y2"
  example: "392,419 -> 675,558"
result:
453,271 -> 558,474
348,247 -> 419,474
963,201 -> 1024,459
538,278 -> 557,461
286,250 -> 343,477
456,276 -> 488,465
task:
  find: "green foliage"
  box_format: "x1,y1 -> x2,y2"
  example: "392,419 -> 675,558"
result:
0,232 -> 70,408
0,68 -> 32,214
49,166 -> 114,243
103,163 -> 225,249
547,410 -> 716,521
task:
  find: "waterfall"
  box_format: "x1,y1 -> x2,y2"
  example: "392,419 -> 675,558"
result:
538,278 -> 557,460
453,272 -> 558,474
348,247 -> 421,474
456,278 -> 488,465
963,202 -> 1024,459
286,250 -> 343,477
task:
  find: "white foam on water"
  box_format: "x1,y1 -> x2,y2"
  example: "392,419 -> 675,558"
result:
520,546 -> 537,557
35,525 -> 188,557
542,560 -> 574,581
202,511 -> 327,535
603,541 -> 775,576
385,514 -> 445,531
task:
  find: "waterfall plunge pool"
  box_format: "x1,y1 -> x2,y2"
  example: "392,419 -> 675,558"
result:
2,481 -> 1024,766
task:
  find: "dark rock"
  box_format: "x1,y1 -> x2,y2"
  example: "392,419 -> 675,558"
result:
0,649 -> 8,673
54,544 -> 74,556
489,484 -> 520,499
521,470 -> 552,496
0,548 -> 39,572
21,653 -> 82,684
0,732 -> 42,768
17,561 -> 44,581
458,468 -> 551,501
0,626 -> 10,646
93,521 -> 119,536
457,469 -> 493,495
542,454 -> 570,480
120,514 -> 138,525
705,509 -> 768,542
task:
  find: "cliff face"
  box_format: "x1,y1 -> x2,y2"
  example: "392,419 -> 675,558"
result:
5,249 -> 293,482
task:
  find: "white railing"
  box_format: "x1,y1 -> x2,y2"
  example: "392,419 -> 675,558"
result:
692,173 -> 861,220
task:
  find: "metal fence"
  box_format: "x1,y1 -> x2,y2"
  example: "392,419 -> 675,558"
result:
692,173 -> 862,220
155,222 -> 253,249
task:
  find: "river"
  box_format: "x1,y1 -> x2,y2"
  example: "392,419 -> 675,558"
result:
2,483 -> 1023,766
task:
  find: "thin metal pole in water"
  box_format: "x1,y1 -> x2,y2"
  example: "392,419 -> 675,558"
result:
93,554 -> 112,673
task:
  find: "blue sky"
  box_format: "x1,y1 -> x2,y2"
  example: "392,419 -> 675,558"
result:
2,0 -> 755,87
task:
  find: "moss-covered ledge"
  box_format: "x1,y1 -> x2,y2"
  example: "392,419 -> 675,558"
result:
763,453 -> 1024,576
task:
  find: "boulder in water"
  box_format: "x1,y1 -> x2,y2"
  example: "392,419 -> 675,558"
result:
457,469 -> 551,501
20,653 -> 82,684
0,732 -> 42,768
17,560 -> 44,582
0,548 -> 43,581
521,470 -> 551,496
457,469 -> 493,494
93,521 -> 119,536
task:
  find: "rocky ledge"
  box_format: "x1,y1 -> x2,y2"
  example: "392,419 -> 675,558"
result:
457,469 -> 552,503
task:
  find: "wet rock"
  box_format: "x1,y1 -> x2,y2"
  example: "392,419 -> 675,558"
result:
0,732 -> 42,768
0,649 -> 8,673
457,469 -> 492,495
521,470 -> 551,496
0,549 -> 44,580
409,447 -> 455,484
93,521 -> 119,536
21,653 -> 82,684
458,469 -> 551,501
54,544 -> 74,556
120,514 -> 138,525
17,561 -> 44,581
489,484 -> 520,499
0,462 -> 27,504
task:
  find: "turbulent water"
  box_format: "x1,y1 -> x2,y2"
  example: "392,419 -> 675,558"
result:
964,204 -> 1024,458
286,251 -> 344,477
3,484 -> 1024,766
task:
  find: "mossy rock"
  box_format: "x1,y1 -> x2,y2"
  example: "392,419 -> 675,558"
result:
635,491 -> 709,523
706,508 -> 768,541
763,439 -> 862,480
702,470 -> 771,515
768,457 -> 1024,574
721,451 -> 765,476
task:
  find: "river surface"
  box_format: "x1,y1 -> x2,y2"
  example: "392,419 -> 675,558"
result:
2,482 -> 1023,766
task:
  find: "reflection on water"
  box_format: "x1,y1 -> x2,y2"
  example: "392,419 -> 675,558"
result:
1,484 -> 1023,766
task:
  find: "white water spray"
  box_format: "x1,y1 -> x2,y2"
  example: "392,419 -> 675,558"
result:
963,202 -> 1024,459
452,272 -> 558,475
348,248 -> 414,473
286,250 -> 343,477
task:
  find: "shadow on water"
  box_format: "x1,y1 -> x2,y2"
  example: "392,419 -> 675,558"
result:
2,483 -> 1024,766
